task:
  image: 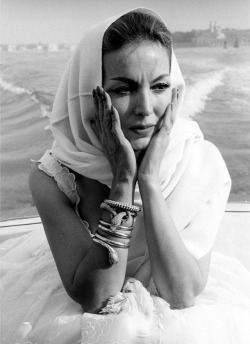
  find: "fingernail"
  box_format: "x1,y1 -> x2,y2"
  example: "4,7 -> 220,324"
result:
97,86 -> 101,95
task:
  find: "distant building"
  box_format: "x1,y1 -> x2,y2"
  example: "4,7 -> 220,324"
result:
37,43 -> 44,51
48,43 -> 59,51
191,21 -> 227,47
7,44 -> 17,52
223,29 -> 250,46
174,21 -> 250,48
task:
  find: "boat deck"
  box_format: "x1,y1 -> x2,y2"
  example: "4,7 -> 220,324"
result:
1,203 -> 250,269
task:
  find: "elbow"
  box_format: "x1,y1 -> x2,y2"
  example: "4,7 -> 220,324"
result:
168,279 -> 205,310
169,292 -> 195,309
67,281 -> 116,314
67,290 -> 100,314
67,284 -> 103,314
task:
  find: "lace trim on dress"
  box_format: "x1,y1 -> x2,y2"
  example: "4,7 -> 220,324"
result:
38,150 -> 93,237
38,150 -> 80,206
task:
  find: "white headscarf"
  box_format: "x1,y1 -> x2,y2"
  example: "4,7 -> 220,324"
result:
49,8 -> 231,259
50,8 -> 201,185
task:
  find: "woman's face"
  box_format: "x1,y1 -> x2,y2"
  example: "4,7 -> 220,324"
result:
103,41 -> 172,151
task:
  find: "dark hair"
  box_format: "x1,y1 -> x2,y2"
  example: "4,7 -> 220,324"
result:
102,11 -> 173,81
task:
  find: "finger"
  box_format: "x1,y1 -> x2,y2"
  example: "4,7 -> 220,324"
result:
164,87 -> 178,130
176,87 -> 179,100
103,90 -> 112,111
102,90 -> 112,131
91,120 -> 100,139
171,87 -> 178,126
93,89 -> 101,134
93,88 -> 99,115
96,86 -> 105,128
101,90 -> 112,134
111,105 -> 124,144
160,103 -> 173,136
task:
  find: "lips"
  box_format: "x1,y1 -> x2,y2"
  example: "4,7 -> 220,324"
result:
130,123 -> 155,135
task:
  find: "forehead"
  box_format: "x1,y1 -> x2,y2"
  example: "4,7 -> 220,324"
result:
103,41 -> 170,81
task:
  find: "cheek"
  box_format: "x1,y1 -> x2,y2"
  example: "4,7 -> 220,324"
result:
156,92 -> 172,117
109,96 -> 130,125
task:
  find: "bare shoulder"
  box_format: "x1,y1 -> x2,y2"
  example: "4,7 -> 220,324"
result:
29,163 -> 110,230
29,163 -> 69,206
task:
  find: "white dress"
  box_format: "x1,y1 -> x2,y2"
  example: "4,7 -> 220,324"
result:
1,152 -> 250,344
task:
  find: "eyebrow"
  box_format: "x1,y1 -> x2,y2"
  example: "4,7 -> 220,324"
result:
111,73 -> 170,84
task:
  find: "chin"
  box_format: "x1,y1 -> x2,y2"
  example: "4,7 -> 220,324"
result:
130,137 -> 151,151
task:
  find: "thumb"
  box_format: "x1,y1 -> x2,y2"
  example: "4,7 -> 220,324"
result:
161,103 -> 173,135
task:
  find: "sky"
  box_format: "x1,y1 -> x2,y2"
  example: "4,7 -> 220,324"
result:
1,0 -> 250,44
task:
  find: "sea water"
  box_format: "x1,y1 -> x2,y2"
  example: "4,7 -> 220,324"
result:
1,47 -> 250,219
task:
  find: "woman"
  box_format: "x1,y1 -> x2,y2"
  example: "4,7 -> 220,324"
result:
1,8 -> 250,344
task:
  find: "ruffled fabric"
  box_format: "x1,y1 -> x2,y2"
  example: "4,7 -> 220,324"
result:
0,229 -> 82,343
38,150 -> 80,206
1,229 -> 250,344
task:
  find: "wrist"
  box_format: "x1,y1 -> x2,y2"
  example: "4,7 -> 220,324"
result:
110,179 -> 135,203
138,174 -> 160,187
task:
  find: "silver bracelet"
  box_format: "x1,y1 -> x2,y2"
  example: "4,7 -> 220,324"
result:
95,233 -> 130,249
104,199 -> 141,213
99,219 -> 134,231
93,237 -> 119,265
98,224 -> 132,239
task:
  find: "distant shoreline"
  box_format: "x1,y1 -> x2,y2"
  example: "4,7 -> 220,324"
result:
1,27 -> 250,52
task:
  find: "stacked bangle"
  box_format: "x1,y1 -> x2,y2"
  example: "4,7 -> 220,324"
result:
95,233 -> 130,249
104,199 -> 141,213
99,220 -> 134,231
98,224 -> 132,239
94,200 -> 140,265
93,237 -> 119,265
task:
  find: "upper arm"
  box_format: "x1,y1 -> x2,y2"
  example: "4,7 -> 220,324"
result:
29,164 -> 93,292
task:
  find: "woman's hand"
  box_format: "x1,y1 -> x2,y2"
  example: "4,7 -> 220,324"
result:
91,86 -> 137,184
138,88 -> 178,184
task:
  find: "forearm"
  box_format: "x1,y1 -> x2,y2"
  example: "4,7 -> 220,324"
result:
71,180 -> 135,313
139,178 -> 205,308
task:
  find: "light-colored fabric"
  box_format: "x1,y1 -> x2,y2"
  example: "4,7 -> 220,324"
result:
1,228 -> 250,343
2,7 -> 246,344
48,8 -> 231,260
38,150 -> 80,206
50,8 -> 188,187
50,8 -> 186,187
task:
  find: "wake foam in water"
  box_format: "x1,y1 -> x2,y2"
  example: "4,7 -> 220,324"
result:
0,67 -> 232,123
0,76 -> 51,118
182,68 -> 229,119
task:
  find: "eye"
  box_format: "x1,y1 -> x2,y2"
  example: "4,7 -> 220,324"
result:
110,85 -> 135,95
151,82 -> 171,92
109,83 -> 137,96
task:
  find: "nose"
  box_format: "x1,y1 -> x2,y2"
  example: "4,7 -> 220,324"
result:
134,89 -> 153,117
